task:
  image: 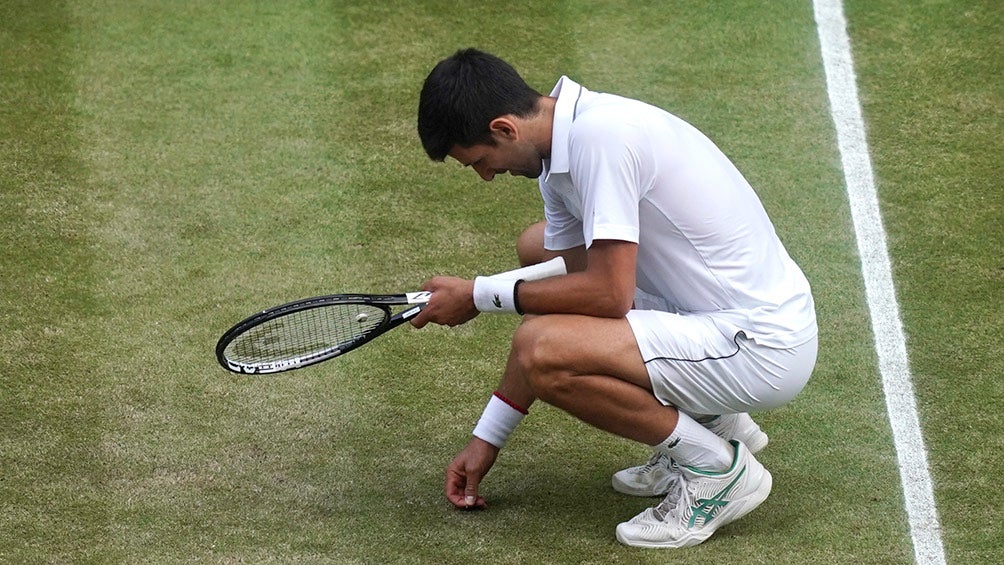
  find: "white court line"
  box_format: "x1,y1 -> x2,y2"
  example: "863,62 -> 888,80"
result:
812,1 -> 946,563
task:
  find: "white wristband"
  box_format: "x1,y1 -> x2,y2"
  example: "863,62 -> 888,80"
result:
473,276 -> 519,313
472,394 -> 527,448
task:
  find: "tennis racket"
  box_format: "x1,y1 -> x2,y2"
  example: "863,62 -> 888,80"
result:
215,257 -> 567,374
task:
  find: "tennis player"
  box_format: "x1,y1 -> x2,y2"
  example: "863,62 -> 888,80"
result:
412,48 -> 818,549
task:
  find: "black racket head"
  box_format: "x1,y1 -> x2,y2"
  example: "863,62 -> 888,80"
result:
216,296 -> 398,374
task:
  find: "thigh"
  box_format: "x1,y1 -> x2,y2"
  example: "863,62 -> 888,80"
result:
515,314 -> 652,390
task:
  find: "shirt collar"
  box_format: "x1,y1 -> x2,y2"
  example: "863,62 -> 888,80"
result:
545,76 -> 584,180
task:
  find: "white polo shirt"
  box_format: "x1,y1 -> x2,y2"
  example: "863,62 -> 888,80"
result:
539,76 -> 816,348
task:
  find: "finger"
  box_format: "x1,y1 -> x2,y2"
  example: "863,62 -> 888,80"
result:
409,309 -> 430,329
420,277 -> 443,293
444,468 -> 467,508
467,495 -> 488,510
463,473 -> 482,508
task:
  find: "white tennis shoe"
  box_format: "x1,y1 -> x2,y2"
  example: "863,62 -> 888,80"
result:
608,452 -> 681,497
615,441 -> 772,549
611,413 -> 768,497
704,413 -> 769,453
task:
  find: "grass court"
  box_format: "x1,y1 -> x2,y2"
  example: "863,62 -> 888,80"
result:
2,1 -> 1000,562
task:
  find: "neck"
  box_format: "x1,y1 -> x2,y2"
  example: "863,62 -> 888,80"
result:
528,96 -> 557,159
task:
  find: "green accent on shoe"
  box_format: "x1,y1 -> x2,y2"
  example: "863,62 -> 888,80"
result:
683,440 -> 741,477
687,466 -> 747,528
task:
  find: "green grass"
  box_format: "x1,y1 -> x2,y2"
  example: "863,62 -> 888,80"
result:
848,1 -> 1004,560
1,0 -> 1000,562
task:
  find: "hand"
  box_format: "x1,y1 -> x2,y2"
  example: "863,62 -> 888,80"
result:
410,276 -> 479,329
444,436 -> 499,510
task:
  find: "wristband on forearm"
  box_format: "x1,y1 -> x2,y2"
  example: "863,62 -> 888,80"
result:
472,392 -> 528,448
473,276 -> 522,314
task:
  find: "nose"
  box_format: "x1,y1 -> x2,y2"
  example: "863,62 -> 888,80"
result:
473,163 -> 495,181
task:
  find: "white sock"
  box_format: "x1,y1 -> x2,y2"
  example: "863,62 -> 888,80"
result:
652,411 -> 733,472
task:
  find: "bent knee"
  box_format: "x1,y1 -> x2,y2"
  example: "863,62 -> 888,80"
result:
516,221 -> 548,267
512,318 -> 576,399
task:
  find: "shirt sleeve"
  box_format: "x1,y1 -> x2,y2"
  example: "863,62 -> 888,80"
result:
541,183 -> 585,251
567,115 -> 645,248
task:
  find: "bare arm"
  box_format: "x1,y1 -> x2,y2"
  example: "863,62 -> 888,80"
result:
517,239 -> 636,318
411,239 -> 636,328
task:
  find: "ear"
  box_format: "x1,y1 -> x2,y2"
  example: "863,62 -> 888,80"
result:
488,116 -> 520,141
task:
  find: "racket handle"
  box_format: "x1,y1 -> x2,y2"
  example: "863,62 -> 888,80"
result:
488,256 -> 566,282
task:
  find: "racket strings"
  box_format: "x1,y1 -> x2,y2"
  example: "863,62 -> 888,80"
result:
225,303 -> 388,364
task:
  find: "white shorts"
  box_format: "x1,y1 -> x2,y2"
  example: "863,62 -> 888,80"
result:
625,309 -> 818,416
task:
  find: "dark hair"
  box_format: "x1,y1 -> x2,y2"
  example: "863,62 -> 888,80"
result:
417,48 -> 541,161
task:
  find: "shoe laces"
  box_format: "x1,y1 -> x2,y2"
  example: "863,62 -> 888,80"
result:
633,452 -> 671,475
651,472 -> 692,522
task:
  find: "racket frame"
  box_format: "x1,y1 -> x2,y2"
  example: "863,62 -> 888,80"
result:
216,292 -> 430,374
215,257 -> 566,374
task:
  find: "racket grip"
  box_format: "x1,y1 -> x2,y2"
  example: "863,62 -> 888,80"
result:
488,256 -> 566,282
